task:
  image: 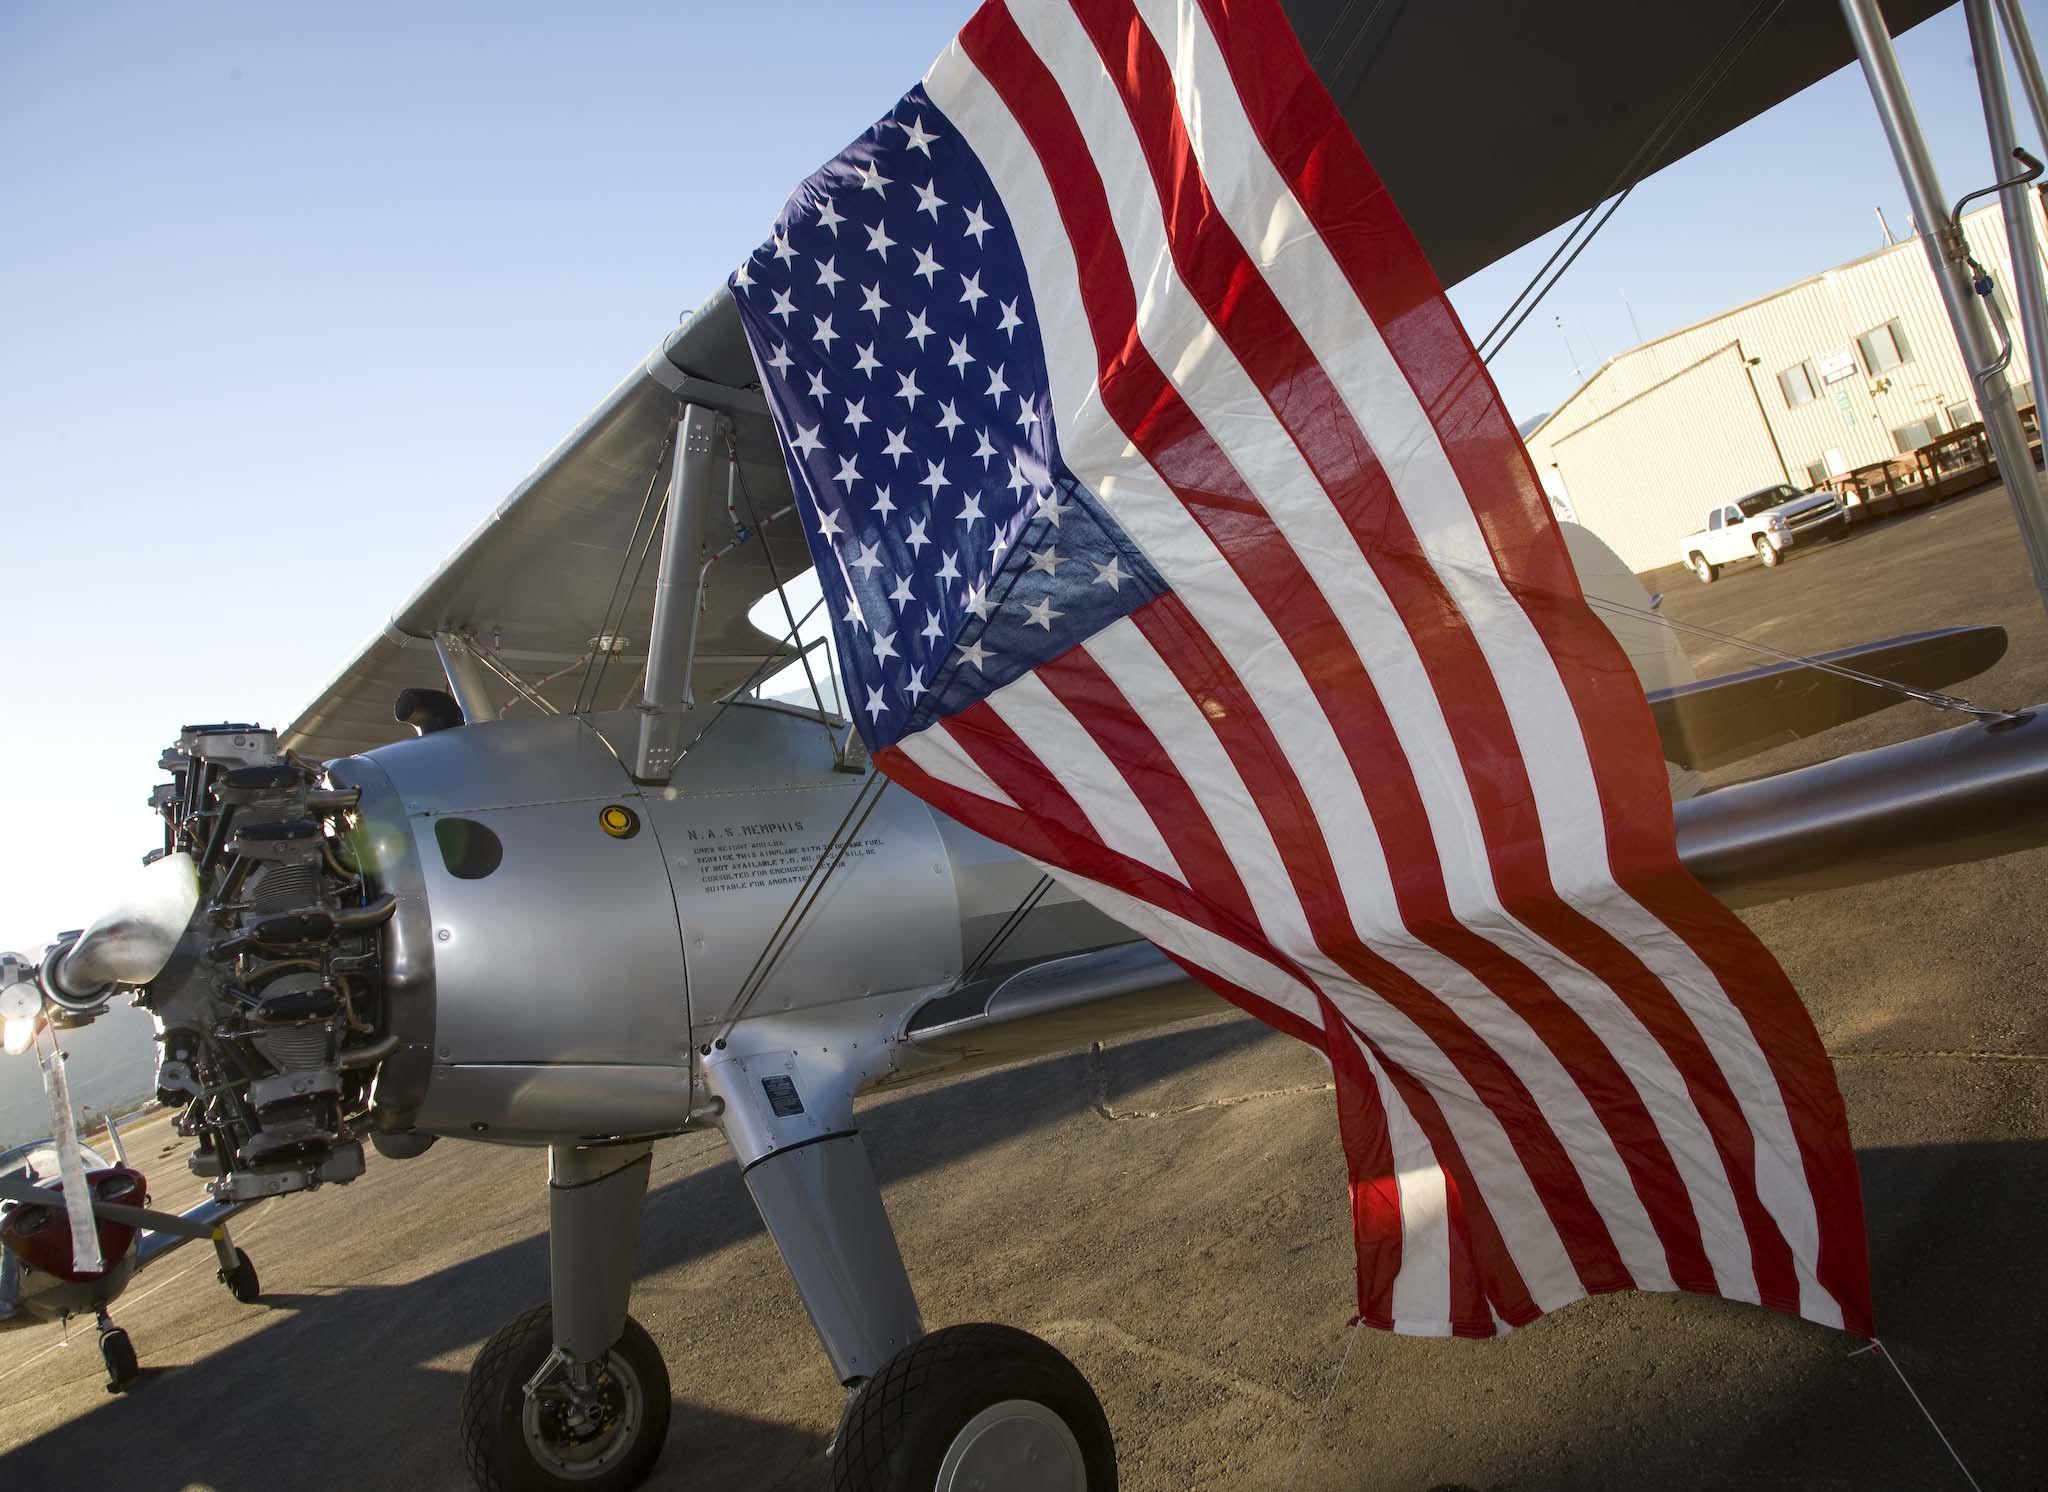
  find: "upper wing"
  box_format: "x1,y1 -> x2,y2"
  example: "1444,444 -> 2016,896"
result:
1276,0 -> 1947,286
285,289 -> 814,759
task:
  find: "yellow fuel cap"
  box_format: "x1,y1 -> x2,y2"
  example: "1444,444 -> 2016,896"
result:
598,804 -> 639,839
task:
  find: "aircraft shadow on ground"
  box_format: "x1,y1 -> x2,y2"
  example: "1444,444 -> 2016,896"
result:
0,1014 -> 2040,1491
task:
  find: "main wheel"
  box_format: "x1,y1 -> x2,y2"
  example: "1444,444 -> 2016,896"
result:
100,1327 -> 139,1394
832,1323 -> 1116,1492
1755,535 -> 1781,567
459,1302 -> 671,1492
220,1248 -> 261,1303
1690,553 -> 1717,584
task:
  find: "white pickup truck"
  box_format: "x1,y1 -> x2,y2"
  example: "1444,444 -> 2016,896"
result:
1680,483 -> 1848,583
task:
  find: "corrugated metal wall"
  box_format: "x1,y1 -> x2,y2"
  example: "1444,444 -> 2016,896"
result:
1549,342 -> 1786,560
1524,199 -> 2045,570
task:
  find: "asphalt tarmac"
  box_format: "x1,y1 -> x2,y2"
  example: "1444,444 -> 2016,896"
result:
4,484 -> 2045,1491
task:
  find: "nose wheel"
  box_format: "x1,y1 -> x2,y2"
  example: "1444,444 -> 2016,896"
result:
97,1313 -> 139,1394
831,1323 -> 1116,1491
218,1246 -> 261,1303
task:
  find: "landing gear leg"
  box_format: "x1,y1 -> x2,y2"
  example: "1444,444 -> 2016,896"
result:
706,1045 -> 1117,1489
96,1308 -> 138,1394
211,1222 -> 260,1303
457,1143 -> 671,1492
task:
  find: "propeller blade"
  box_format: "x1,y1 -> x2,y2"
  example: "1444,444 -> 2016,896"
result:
50,850 -> 200,998
33,1021 -> 103,1274
0,974 -> 37,1056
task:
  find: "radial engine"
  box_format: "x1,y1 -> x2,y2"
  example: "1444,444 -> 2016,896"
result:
39,724 -> 399,1202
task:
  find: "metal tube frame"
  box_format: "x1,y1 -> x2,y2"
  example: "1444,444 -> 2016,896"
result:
433,632 -> 498,724
547,1142 -> 653,1362
1841,0 -> 2048,613
1970,0 -> 2048,472
1995,0 -> 2048,146
633,402 -> 719,782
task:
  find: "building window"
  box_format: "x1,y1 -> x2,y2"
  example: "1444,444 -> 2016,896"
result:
1946,401 -> 1977,431
1778,362 -> 1818,408
1858,319 -> 1913,375
1806,458 -> 1832,486
1892,415 -> 1943,453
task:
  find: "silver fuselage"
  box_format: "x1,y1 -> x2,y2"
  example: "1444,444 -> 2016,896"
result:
336,701 -> 1129,1148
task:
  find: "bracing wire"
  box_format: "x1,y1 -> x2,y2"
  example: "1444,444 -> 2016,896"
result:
716,770 -> 892,1043
963,873 -> 1055,981
724,423 -> 840,749
1476,0 -> 1791,364
583,486 -> 673,714
1583,593 -> 2027,724
575,425 -> 675,715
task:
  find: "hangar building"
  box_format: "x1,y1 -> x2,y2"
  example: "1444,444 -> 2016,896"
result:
1522,199 -> 2046,572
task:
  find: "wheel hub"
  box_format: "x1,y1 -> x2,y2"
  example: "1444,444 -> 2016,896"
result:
521,1354 -> 642,1480
933,1398 -> 1088,1491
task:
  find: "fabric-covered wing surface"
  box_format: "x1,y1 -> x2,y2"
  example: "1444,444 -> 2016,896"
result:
1276,0 -> 1947,285
286,0 -> 1948,759
285,290 -> 816,760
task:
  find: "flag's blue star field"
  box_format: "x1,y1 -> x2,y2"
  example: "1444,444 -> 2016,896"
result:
730,85 -> 1164,750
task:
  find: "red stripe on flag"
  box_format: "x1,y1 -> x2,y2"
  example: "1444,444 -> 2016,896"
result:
1317,995 -> 1407,1330
1069,0 -> 1749,1302
1034,647 -> 1263,938
935,683 -> 1540,1329
1190,0 -> 1869,1334
1128,596 -> 1545,1328
872,740 -> 1323,1050
964,4 -> 1638,1310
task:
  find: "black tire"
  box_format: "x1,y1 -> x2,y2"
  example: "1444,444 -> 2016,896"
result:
459,1303 -> 671,1492
1690,552 -> 1718,585
1755,535 -> 1781,567
832,1323 -> 1116,1492
221,1248 -> 260,1304
101,1327 -> 139,1393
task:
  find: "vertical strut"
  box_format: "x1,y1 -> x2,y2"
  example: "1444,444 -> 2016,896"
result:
1969,0 -> 2048,476
1994,0 -> 2048,146
1841,0 -> 2048,615
634,402 -> 719,782
433,632 -> 498,724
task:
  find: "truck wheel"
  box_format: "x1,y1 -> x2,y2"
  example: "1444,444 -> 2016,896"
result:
1755,535 -> 1781,567
1690,553 -> 1717,584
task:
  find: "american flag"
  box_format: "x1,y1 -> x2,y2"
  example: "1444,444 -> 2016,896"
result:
731,0 -> 1871,1339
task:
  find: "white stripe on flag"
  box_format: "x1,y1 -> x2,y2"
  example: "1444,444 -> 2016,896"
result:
982,669 -> 1186,885
1039,863 -> 1327,1034
895,721 -> 1020,808
1130,0 -> 1826,1322
1348,1024 -> 1456,1334
969,0 -> 1711,1297
929,31 -> 1591,1315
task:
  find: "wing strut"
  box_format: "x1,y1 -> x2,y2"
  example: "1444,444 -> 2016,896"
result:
433,633 -> 498,723
634,402 -> 719,782
1842,0 -> 2048,613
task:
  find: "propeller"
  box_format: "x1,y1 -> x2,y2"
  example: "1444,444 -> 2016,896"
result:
0,854 -> 199,1274
32,1018 -> 103,1273
0,970 -> 103,1273
0,963 -> 36,1057
43,851 -> 200,1005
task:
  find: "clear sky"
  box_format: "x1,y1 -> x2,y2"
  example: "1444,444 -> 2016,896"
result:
3,0 -> 2044,1126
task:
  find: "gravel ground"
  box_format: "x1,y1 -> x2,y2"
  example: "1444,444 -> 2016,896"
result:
3,484 -> 2044,1492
